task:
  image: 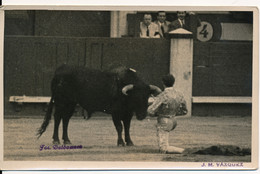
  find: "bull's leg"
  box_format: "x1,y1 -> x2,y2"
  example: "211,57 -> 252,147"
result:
62,117 -> 72,145
112,115 -> 125,146
53,111 -> 62,144
62,104 -> 76,145
123,115 -> 134,146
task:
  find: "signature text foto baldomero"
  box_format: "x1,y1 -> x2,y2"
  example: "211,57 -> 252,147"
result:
40,144 -> 83,151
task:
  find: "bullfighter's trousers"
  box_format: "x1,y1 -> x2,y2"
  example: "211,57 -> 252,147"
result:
156,116 -> 184,154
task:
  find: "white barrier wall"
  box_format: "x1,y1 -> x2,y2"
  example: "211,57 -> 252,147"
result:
169,28 -> 193,116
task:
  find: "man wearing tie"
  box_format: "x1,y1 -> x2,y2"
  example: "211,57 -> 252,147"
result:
169,11 -> 201,35
140,13 -> 160,38
154,11 -> 171,38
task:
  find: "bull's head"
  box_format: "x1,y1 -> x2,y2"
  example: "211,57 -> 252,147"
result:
122,84 -> 161,120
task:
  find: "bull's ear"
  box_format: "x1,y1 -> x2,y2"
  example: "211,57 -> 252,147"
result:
149,85 -> 162,96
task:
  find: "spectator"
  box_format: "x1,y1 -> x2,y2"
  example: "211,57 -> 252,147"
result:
140,13 -> 160,38
148,74 -> 188,154
154,11 -> 171,38
169,11 -> 201,35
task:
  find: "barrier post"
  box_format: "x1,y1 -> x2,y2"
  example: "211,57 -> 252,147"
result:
169,28 -> 193,116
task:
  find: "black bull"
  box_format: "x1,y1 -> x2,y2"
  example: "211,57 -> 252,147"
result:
37,65 -> 161,146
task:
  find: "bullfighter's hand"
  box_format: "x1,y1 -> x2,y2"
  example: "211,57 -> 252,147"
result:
148,96 -> 155,105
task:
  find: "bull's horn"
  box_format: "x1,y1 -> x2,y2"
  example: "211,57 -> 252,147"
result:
149,85 -> 162,94
122,84 -> 134,95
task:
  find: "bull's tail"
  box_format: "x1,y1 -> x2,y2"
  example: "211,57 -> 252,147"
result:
36,96 -> 54,139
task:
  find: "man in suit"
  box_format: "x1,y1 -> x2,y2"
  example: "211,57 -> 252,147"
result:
154,11 -> 171,38
140,13 -> 160,38
169,11 -> 201,37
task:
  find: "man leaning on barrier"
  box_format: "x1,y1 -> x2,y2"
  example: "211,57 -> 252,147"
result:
140,13 -> 160,38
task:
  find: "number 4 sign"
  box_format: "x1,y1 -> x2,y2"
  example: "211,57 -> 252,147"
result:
197,21 -> 214,42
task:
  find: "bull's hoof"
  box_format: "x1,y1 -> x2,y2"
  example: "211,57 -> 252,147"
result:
53,140 -> 60,145
126,141 -> 134,146
117,139 -> 125,146
63,140 -> 72,145
117,143 -> 125,147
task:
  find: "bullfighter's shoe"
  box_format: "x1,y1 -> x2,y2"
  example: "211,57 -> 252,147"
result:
166,146 -> 185,154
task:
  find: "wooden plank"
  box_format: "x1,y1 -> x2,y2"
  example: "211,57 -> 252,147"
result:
34,11 -> 110,37
193,41 -> 252,97
90,42 -> 102,70
210,42 -> 252,96
9,95 -> 252,104
192,96 -> 252,103
193,42 -> 212,96
9,96 -> 51,103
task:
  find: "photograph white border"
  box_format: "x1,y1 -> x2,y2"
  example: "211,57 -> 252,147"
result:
0,0 -> 259,171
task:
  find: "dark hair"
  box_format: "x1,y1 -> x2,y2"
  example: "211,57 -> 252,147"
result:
157,11 -> 166,15
162,74 -> 175,87
177,11 -> 187,14
144,13 -> 152,17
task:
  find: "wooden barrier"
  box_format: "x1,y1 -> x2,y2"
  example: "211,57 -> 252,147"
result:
10,96 -> 252,104
192,96 -> 252,104
4,36 -> 170,114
